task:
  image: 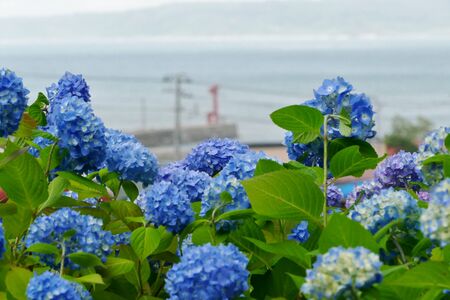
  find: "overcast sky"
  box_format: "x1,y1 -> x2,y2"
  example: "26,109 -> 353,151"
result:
0,0 -> 286,18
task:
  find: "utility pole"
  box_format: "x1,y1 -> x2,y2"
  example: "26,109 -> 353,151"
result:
163,73 -> 192,160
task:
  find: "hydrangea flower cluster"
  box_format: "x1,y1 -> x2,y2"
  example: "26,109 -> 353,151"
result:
348,189 -> 421,234
0,219 -> 5,259
26,271 -> 91,300
284,132 -> 324,166
47,72 -> 91,103
28,126 -> 58,157
165,243 -> 249,300
420,179 -> 450,247
417,127 -> 450,185
374,151 -> 423,189
157,167 -> 211,202
345,181 -> 382,208
184,138 -> 250,176
136,181 -> 194,233
0,68 -> 29,137
104,129 -> 158,186
201,152 -> 269,226
47,95 -> 107,173
288,221 -> 310,243
285,77 -> 376,165
301,246 -> 382,299
25,208 -> 115,269
327,184 -> 344,207
157,161 -> 188,181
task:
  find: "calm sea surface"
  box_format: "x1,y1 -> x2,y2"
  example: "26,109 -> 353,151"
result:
1,42 -> 450,143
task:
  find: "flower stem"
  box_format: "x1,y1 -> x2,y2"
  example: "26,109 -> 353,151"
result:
59,242 -> 66,276
323,115 -> 329,227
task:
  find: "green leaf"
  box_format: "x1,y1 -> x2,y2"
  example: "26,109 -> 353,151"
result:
318,214 -> 379,253
0,148 -> 48,209
122,180 -> 139,201
330,145 -> 385,178
105,257 -> 136,277
130,227 -> 161,261
73,273 -> 105,285
245,238 -> 311,269
110,200 -> 143,220
216,208 -> 255,221
0,202 -> 17,217
57,171 -> 108,199
270,105 -> 323,134
26,243 -> 60,256
14,113 -> 38,138
39,176 -> 69,210
385,261 -> 450,289
5,267 -> 32,300
337,110 -> 352,137
242,170 -> 324,227
2,206 -> 32,239
254,159 -> 285,176
292,131 -> 320,144
286,273 -> 305,289
67,252 -> 105,268
328,138 -> 378,159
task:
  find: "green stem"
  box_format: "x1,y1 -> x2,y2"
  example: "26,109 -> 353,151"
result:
45,142 -> 58,178
391,233 -> 408,265
59,242 -> 66,276
323,115 -> 329,227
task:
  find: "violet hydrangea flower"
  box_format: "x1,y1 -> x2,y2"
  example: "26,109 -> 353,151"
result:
374,151 -> 423,190
288,221 -> 310,243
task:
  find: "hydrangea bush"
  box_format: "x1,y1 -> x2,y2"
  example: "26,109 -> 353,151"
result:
0,71 -> 448,300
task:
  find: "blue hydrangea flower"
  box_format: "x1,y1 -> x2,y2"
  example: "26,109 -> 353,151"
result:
26,271 -> 91,300
285,77 -> 376,165
348,189 -> 421,234
301,246 -> 382,299
165,243 -> 249,300
47,95 -> 106,173
288,221 -> 310,243
327,184 -> 344,207
25,208 -> 115,269
417,127 -> 450,185
136,181 -> 194,233
47,72 -> 90,103
284,132 -> 324,166
0,68 -> 29,137
157,161 -> 189,181
184,138 -> 250,176
345,181 -> 382,208
157,167 -> 211,202
201,152 -> 271,229
420,179 -> 450,247
104,129 -> 158,186
28,126 -> 58,157
374,151 -> 423,190
0,219 -> 5,259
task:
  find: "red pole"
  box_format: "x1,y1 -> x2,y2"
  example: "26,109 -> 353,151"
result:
208,84 -> 219,124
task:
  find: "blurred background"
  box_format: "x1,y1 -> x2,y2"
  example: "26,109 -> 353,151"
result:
1,0 -> 449,161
